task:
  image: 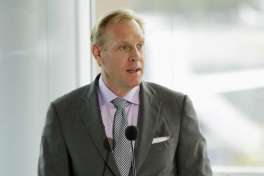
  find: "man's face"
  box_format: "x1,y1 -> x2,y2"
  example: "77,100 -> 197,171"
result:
94,19 -> 145,95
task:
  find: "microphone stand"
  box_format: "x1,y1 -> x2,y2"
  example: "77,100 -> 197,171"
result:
130,140 -> 136,176
125,126 -> 137,176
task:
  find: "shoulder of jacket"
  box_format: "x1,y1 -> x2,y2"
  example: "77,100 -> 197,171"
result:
52,83 -> 92,107
143,81 -> 185,99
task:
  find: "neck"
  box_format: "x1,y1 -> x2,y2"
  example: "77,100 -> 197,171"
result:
108,87 -> 129,97
101,76 -> 131,97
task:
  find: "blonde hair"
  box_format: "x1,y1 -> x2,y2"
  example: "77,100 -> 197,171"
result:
91,9 -> 144,46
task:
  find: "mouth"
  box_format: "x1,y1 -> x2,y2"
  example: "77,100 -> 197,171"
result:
126,68 -> 141,73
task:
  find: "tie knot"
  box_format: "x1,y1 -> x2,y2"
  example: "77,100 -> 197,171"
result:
111,97 -> 128,109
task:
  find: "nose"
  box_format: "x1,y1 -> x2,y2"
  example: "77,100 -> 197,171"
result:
128,47 -> 141,62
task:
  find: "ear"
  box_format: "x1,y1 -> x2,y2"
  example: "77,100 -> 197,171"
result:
91,44 -> 103,66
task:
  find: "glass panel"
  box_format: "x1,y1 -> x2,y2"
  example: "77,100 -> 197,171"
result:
96,0 -> 264,169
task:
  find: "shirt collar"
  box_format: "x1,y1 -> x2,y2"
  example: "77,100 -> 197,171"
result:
98,76 -> 140,105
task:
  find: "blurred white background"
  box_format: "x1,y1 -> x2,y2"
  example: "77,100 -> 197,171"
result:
1,0 -> 264,175
0,0 -> 91,175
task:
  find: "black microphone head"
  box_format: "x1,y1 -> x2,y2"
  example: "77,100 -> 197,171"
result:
125,126 -> 138,141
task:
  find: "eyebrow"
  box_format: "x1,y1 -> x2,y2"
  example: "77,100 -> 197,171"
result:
118,40 -> 145,45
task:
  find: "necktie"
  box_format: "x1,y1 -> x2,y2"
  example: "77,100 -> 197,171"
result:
111,97 -> 132,176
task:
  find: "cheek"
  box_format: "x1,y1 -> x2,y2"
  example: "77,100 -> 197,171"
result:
102,52 -> 129,72
100,53 -> 114,68
102,58 -> 122,73
141,57 -> 145,63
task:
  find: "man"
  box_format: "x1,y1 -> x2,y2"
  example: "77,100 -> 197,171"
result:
38,9 -> 212,176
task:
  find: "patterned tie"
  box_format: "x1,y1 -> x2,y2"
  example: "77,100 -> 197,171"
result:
111,97 -> 132,176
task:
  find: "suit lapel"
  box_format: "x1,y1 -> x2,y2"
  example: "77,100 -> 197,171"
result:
135,82 -> 161,172
78,77 -> 161,175
79,76 -> 121,176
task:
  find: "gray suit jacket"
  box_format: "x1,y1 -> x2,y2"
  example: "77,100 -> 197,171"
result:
38,75 -> 212,176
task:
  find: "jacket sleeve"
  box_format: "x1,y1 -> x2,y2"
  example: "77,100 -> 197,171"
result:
176,95 -> 213,176
38,103 -> 71,176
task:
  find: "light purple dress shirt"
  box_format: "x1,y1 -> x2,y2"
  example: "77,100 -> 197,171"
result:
97,77 -> 140,139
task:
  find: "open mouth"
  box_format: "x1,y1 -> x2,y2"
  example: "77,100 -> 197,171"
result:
126,68 -> 141,73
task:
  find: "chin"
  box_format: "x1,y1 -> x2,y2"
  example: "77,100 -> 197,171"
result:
127,79 -> 142,88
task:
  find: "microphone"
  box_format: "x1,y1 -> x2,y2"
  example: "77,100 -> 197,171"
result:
125,126 -> 138,141
103,138 -> 111,151
102,138 -> 111,176
125,126 -> 137,176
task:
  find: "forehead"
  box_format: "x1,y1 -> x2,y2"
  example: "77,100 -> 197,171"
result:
104,19 -> 144,43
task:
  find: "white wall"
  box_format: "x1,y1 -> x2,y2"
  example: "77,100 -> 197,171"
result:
0,0 -> 91,175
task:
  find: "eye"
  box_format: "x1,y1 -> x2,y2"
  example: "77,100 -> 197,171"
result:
136,43 -> 144,51
119,45 -> 131,52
